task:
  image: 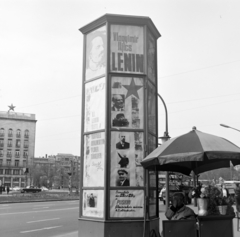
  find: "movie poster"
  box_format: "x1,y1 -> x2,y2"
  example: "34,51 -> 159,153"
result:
148,82 -> 156,135
82,190 -> 104,218
110,25 -> 144,74
110,131 -> 144,187
110,190 -> 144,218
83,132 -> 105,187
85,25 -> 106,81
84,78 -> 105,132
147,33 -> 156,84
111,77 -> 144,129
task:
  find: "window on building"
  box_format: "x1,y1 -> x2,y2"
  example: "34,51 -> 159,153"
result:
13,170 -> 20,175
0,150 -> 3,157
5,169 -> 11,175
23,150 -> 28,158
16,139 -> 21,148
24,130 -> 29,138
16,129 -> 21,138
15,150 -> 20,158
15,160 -> 19,167
0,159 -> 2,166
8,139 -> 12,147
24,140 -> 29,148
23,160 -> 26,167
7,160 -> 11,166
0,169 -> 3,174
8,129 -> 13,137
0,128 -> 4,137
7,150 -> 12,158
0,139 -> 4,147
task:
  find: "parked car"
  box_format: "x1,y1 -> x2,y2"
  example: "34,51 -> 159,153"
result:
12,186 -> 21,191
41,186 -> 49,191
21,186 -> 41,193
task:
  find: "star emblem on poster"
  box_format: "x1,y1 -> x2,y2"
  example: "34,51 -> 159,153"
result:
8,104 -> 16,112
122,78 -> 143,99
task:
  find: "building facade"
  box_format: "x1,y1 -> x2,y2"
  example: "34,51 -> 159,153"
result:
31,154 -> 80,188
0,111 -> 37,187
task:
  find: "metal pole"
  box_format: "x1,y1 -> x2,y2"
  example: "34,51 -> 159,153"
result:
158,93 -> 170,210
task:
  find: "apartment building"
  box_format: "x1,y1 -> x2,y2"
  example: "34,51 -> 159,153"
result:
0,111 -> 37,187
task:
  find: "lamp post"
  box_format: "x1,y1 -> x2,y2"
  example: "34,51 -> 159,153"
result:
158,93 -> 170,210
219,123 -> 240,179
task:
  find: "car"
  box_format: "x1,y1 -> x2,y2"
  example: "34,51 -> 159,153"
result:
41,186 -> 49,191
12,186 -> 21,191
21,186 -> 41,193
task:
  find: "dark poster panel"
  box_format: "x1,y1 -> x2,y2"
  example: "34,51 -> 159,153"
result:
85,25 -> 106,81
148,133 -> 157,154
147,33 -> 156,84
110,131 -> 144,187
148,82 -> 157,135
111,77 -> 144,129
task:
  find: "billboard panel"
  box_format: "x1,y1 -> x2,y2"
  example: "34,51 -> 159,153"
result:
110,190 -> 144,218
83,132 -> 105,187
82,190 -> 104,218
110,25 -> 144,74
85,25 -> 106,80
111,77 -> 144,129
84,78 -> 105,132
110,131 -> 144,187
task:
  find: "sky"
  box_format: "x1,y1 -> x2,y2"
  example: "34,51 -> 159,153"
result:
1,0 -> 240,158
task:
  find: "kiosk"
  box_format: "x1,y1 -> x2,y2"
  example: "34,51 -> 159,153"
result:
79,14 -> 161,237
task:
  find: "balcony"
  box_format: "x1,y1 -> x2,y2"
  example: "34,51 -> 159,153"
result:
16,134 -> 21,138
7,154 -> 12,158
24,135 -> 29,138
0,134 -> 4,137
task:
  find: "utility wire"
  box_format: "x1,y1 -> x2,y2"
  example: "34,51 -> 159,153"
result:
159,59 -> 240,79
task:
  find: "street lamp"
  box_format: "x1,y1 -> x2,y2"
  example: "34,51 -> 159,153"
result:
220,124 -> 240,132
220,123 -> 240,179
158,93 -> 170,210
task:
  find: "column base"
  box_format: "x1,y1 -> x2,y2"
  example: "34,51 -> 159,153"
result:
78,218 -> 160,237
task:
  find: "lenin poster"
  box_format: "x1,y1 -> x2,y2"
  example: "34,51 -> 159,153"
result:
110,25 -> 144,74
110,131 -> 144,187
111,77 -> 144,129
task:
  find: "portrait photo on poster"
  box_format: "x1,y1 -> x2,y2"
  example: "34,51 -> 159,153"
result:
85,26 -> 106,80
117,152 -> 129,168
112,113 -> 129,127
87,192 -> 97,208
116,168 -> 130,186
116,132 -> 130,149
112,94 -> 125,111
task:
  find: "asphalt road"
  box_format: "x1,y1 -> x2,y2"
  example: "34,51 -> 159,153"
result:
0,200 -> 79,237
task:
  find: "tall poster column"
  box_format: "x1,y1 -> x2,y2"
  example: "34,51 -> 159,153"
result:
79,14 -> 161,237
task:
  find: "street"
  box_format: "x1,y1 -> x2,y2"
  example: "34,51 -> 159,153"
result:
0,200 -> 79,237
1,200 -> 239,237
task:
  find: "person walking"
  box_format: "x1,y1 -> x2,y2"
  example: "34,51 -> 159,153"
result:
6,186 -> 10,195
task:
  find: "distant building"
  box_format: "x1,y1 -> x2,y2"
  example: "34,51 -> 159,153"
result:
0,110 -> 37,187
31,154 -> 80,188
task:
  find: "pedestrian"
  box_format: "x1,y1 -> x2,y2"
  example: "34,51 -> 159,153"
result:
6,186 -> 10,194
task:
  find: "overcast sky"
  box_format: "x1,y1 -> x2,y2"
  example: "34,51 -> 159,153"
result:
1,0 -> 240,157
